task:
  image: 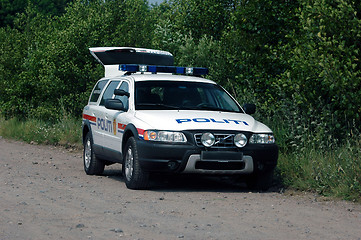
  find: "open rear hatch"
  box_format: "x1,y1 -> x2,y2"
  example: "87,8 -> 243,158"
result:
89,47 -> 174,77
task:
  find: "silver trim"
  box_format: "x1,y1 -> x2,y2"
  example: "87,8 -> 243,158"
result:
214,134 -> 234,145
194,133 -> 236,148
182,155 -> 254,174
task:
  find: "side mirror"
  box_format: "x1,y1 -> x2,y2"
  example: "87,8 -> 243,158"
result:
243,103 -> 256,114
105,99 -> 126,111
114,89 -> 130,97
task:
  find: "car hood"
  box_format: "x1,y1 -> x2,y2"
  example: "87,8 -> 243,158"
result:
134,110 -> 272,133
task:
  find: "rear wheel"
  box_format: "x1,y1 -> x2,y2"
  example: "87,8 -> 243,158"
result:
83,132 -> 105,175
122,137 -> 149,189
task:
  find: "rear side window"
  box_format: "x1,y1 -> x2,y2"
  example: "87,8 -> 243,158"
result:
90,80 -> 108,103
100,80 -> 120,106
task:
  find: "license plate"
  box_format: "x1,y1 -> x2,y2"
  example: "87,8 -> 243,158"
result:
200,151 -> 243,161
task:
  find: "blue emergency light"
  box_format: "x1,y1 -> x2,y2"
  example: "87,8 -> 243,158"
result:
119,64 -> 209,76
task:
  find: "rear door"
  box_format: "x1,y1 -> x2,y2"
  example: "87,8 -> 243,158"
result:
85,79 -> 109,147
102,80 -> 130,153
97,80 -> 121,152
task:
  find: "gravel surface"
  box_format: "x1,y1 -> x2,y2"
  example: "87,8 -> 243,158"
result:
0,138 -> 360,240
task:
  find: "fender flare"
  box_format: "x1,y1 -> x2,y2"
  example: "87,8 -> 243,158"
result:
82,119 -> 94,145
121,123 -> 141,153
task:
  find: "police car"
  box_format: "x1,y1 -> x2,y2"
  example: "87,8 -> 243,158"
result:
82,47 -> 278,190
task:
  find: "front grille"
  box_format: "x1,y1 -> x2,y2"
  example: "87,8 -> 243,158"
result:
194,133 -> 235,148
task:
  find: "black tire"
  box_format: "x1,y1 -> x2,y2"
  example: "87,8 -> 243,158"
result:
122,137 -> 149,189
83,132 -> 105,175
246,168 -> 274,191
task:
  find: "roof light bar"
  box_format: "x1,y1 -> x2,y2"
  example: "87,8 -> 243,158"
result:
119,64 -> 209,76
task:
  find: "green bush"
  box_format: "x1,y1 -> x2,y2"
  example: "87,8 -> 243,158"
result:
0,0 -> 154,121
0,0 -> 360,200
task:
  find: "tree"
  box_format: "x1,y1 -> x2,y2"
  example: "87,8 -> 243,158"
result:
0,0 -> 156,120
276,0 -> 361,136
0,0 -> 73,27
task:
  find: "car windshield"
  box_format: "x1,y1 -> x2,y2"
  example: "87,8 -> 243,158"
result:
135,81 -> 241,112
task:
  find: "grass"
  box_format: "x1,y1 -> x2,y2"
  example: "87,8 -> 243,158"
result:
0,116 -> 82,149
0,116 -> 360,202
277,141 -> 361,201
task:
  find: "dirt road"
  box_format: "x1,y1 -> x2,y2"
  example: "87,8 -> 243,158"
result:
0,138 -> 360,240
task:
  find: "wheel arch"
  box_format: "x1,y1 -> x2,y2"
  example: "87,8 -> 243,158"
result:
82,120 -> 92,145
122,124 -> 139,156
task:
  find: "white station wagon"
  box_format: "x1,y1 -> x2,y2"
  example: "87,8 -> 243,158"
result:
82,47 -> 278,190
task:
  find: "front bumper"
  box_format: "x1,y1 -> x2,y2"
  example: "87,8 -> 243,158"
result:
136,139 -> 278,175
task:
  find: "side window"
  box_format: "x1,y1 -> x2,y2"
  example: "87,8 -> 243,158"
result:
99,80 -> 120,106
90,80 -> 108,103
115,81 -> 129,110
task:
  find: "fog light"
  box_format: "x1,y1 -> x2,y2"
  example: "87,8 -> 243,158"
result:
234,133 -> 247,148
167,161 -> 179,170
201,132 -> 215,147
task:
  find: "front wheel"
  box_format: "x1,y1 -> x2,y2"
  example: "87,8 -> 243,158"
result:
122,137 -> 149,189
83,132 -> 105,175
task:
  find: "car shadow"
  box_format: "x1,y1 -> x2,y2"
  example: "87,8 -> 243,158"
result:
150,174 -> 248,193
103,167 -> 283,193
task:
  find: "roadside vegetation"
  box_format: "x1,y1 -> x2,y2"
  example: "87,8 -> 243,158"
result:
0,0 -> 360,201
0,116 -> 82,149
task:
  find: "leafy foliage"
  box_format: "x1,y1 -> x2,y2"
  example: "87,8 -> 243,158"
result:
275,0 -> 361,144
0,0 -> 360,199
1,0 -> 360,140
1,0 -> 153,119
0,0 -> 73,27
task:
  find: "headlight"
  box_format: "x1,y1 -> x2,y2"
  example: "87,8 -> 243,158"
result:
234,133 -> 247,148
143,130 -> 187,143
249,134 -> 275,144
201,132 -> 215,147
